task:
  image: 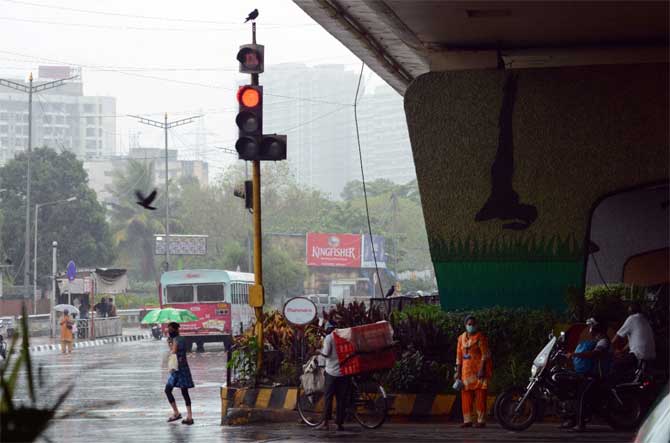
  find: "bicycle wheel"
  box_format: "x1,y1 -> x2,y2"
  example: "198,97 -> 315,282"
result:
297,387 -> 325,427
352,377 -> 388,429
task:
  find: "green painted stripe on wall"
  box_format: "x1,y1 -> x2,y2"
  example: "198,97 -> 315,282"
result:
434,260 -> 583,310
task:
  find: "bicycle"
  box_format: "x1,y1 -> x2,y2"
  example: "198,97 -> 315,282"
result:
297,362 -> 389,429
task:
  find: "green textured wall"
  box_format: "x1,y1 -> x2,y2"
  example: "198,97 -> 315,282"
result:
404,64 -> 669,310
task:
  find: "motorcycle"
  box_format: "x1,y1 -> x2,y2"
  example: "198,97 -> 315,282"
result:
494,332 -> 653,431
151,324 -> 162,340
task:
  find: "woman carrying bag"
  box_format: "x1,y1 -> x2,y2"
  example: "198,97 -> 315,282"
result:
164,322 -> 195,425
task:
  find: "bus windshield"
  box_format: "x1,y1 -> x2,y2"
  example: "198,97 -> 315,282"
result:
197,284 -> 224,302
166,285 -> 194,303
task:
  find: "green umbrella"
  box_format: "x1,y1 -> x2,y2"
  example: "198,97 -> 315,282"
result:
140,308 -> 199,324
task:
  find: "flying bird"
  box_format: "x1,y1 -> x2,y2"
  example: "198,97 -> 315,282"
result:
245,9 -> 259,23
135,189 -> 157,210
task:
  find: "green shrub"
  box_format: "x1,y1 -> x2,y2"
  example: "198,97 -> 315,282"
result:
390,305 -> 564,394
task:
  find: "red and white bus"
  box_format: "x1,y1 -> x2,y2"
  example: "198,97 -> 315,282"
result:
158,269 -> 254,351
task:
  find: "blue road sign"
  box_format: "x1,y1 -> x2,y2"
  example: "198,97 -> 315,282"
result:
66,260 -> 76,281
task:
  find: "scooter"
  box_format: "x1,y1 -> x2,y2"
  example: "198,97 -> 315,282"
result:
151,324 -> 162,340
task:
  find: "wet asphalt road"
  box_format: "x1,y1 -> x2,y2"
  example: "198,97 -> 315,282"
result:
12,340 -> 636,443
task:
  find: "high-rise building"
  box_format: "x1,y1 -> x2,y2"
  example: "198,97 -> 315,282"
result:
259,63 -> 361,199
253,64 -> 416,199
358,84 -> 416,185
0,66 -> 116,165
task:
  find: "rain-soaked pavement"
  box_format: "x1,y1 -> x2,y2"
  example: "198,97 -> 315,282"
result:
12,339 -> 636,443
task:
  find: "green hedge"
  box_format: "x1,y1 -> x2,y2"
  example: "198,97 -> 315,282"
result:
388,305 -> 563,394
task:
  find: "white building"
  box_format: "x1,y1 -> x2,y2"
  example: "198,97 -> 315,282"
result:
250,65 -> 416,199
84,148 -> 209,206
0,66 -> 116,165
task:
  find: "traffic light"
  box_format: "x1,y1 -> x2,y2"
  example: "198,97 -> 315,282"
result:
235,85 -> 263,160
236,44 -> 264,74
233,180 -> 253,209
258,134 -> 286,161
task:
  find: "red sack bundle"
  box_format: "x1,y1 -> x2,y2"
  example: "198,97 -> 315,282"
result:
333,321 -> 396,376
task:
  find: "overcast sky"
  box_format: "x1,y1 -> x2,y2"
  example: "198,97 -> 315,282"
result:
0,0 -> 384,177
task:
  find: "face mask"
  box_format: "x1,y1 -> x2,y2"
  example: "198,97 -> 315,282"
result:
168,331 -> 178,338
466,325 -> 477,334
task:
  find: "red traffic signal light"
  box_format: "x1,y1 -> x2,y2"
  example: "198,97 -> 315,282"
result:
237,86 -> 260,108
235,85 -> 263,161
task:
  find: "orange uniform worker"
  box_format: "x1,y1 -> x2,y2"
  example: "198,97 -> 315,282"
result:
455,314 -> 493,427
60,309 -> 74,354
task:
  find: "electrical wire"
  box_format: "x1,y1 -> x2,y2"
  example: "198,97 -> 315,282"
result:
0,50 -> 354,107
0,0 -> 318,27
353,62 -> 384,297
590,252 -> 610,290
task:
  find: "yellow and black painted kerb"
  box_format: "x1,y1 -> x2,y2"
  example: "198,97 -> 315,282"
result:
221,387 -> 503,425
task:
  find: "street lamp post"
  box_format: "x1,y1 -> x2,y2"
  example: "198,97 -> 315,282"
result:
51,241 -> 57,337
34,196 -> 77,314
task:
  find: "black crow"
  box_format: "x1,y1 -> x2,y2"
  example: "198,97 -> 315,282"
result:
135,189 -> 157,210
245,9 -> 259,23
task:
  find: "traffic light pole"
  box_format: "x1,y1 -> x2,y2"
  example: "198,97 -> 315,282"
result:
250,21 -> 264,376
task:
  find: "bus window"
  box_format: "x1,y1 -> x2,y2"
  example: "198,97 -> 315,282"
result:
197,284 -> 224,302
166,285 -> 194,303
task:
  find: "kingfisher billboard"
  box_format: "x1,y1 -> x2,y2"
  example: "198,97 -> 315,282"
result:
306,233 -> 361,268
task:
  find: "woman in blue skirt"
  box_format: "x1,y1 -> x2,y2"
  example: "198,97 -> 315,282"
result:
165,322 -> 195,425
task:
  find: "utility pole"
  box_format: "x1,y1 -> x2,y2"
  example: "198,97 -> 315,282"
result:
391,191 -> 399,276
34,197 -> 77,314
51,241 -> 57,337
129,114 -> 202,272
0,73 -> 78,303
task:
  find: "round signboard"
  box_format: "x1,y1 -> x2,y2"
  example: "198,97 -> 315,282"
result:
283,297 -> 317,327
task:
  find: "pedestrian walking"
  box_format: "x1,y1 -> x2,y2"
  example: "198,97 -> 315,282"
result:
455,314 -> 492,428
165,322 -> 195,425
315,320 -> 350,431
59,309 -> 74,354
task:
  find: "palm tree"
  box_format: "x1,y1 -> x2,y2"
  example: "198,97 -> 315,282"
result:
106,160 -> 164,282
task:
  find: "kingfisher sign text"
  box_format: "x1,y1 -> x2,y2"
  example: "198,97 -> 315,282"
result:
306,233 -> 361,267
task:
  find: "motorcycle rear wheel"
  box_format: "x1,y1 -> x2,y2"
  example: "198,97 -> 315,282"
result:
604,389 -> 643,431
494,386 -> 539,431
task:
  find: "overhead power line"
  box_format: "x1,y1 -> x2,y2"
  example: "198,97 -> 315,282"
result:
0,0 -> 317,27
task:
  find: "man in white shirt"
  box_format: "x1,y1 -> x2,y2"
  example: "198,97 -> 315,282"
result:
315,321 -> 350,431
612,302 -> 656,380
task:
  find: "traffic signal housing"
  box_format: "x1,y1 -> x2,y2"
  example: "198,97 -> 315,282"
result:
258,134 -> 286,161
235,85 -> 263,160
233,180 -> 253,209
236,44 -> 264,74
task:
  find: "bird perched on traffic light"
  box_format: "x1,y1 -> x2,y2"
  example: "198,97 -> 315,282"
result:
135,189 -> 157,210
245,9 -> 259,23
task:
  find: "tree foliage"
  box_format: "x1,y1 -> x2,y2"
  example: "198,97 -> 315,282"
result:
0,148 -> 114,287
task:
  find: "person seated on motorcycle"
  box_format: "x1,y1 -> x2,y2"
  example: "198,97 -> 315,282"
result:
566,318 -> 612,432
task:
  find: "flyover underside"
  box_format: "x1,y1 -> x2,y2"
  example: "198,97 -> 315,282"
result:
404,64 -> 669,310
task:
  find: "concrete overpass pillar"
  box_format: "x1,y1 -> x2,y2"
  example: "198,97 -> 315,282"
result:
404,64 -> 668,310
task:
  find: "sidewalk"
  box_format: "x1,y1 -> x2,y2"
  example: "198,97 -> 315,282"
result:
21,327 -> 150,352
